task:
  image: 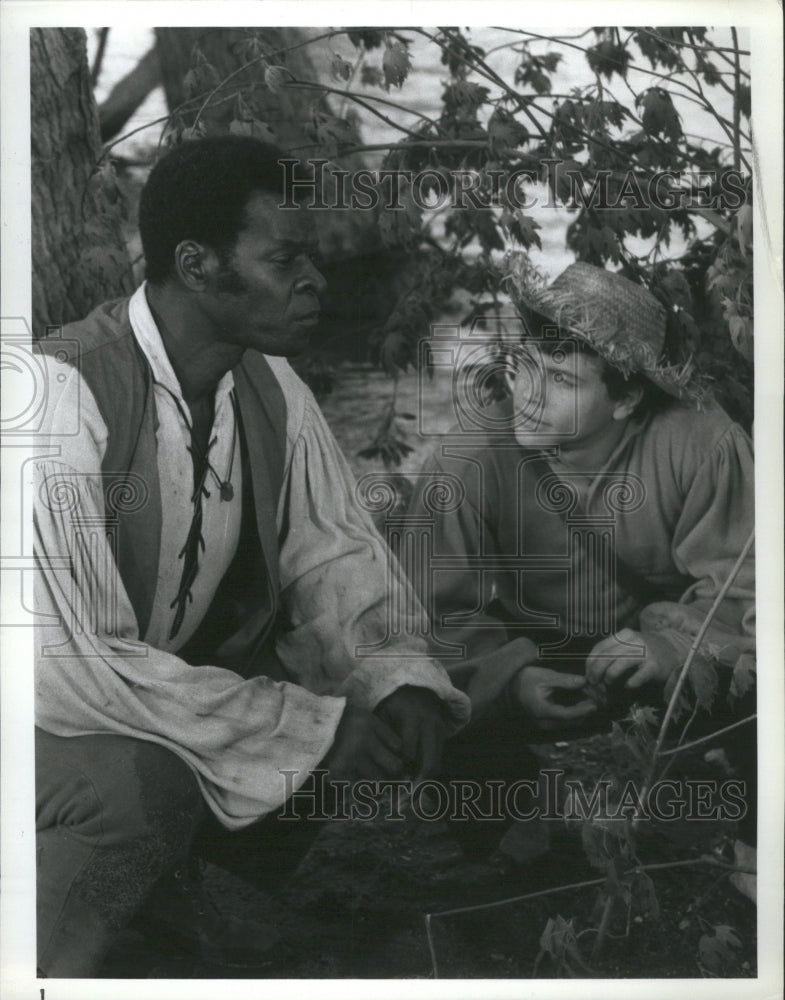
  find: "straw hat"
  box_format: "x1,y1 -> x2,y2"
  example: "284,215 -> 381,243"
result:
504,259 -> 705,403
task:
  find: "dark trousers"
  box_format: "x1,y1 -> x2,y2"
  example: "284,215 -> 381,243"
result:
35,729 -> 325,977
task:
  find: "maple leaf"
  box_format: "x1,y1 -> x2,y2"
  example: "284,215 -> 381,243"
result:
586,39 -> 632,80
515,52 -> 562,94
382,41 -> 411,89
508,212 -> 542,250
637,88 -> 683,143
487,108 -> 529,156
442,81 -> 490,118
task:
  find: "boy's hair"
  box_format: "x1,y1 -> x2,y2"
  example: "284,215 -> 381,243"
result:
568,339 -> 672,419
516,308 -> 673,419
139,135 -> 295,285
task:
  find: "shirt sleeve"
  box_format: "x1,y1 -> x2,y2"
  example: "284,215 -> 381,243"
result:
638,422 -> 756,671
34,368 -> 345,831
272,396 -> 470,728
406,451 -> 536,715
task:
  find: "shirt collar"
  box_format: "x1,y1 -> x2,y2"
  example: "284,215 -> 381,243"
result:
128,283 -> 235,405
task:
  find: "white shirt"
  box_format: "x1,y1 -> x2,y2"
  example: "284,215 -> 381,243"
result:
128,286 -> 243,650
33,287 -> 470,829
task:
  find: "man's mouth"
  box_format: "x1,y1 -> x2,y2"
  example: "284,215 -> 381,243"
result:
294,309 -> 321,324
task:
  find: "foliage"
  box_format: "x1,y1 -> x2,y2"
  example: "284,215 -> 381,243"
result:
97,25 -> 754,462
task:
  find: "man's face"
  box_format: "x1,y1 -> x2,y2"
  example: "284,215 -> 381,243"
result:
202,191 -> 327,357
509,340 -> 622,450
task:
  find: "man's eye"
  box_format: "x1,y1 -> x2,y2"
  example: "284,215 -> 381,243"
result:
552,372 -> 565,383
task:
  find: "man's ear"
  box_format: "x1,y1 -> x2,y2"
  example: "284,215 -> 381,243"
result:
173,240 -> 214,291
612,382 -> 644,421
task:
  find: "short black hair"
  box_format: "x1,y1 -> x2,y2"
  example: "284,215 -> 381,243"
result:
139,135 -> 292,285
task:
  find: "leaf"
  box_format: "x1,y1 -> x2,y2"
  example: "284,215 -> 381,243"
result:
508,213 -> 542,250
487,108 -> 529,155
309,111 -> 355,156
660,270 -> 694,313
632,871 -> 660,920
442,81 -> 490,118
229,119 -> 277,143
586,39 -> 632,80
377,181 -> 422,249
347,28 -> 384,50
382,40 -> 411,89
181,122 -> 208,142
698,925 -> 742,975
728,316 -> 753,360
360,64 -> 385,88
581,821 -> 611,871
688,656 -> 718,712
728,652 -> 756,702
515,52 -> 562,94
331,52 -> 353,82
536,915 -> 594,977
637,88 -> 682,143
264,64 -> 288,93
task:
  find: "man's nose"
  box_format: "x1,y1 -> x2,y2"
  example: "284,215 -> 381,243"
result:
296,258 -> 327,298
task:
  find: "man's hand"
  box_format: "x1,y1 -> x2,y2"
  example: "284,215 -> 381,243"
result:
321,704 -> 403,783
375,685 -> 447,781
510,665 -> 597,732
585,628 -> 681,691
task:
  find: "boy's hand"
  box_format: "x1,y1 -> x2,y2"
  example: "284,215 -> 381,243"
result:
510,665 -> 597,731
375,685 -> 447,780
586,629 -> 681,690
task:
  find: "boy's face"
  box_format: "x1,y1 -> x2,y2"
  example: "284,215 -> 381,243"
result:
508,340 -> 627,450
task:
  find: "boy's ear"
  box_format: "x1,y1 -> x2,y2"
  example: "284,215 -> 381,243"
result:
612,382 -> 644,421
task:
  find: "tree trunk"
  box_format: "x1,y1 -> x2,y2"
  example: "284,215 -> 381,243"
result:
99,45 -> 162,143
31,28 -> 134,336
152,27 -> 380,261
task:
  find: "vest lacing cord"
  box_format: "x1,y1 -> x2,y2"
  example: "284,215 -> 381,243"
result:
168,444 -> 213,641
164,389 -> 239,641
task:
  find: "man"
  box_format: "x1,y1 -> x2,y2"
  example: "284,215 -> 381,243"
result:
410,261 -> 755,874
33,136 -> 470,976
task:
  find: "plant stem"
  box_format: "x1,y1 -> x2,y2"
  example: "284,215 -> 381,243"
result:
591,893 -> 614,961
634,528 -> 754,829
424,914 -> 439,978
731,28 -> 742,173
658,714 -> 757,757
424,856 -> 755,923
